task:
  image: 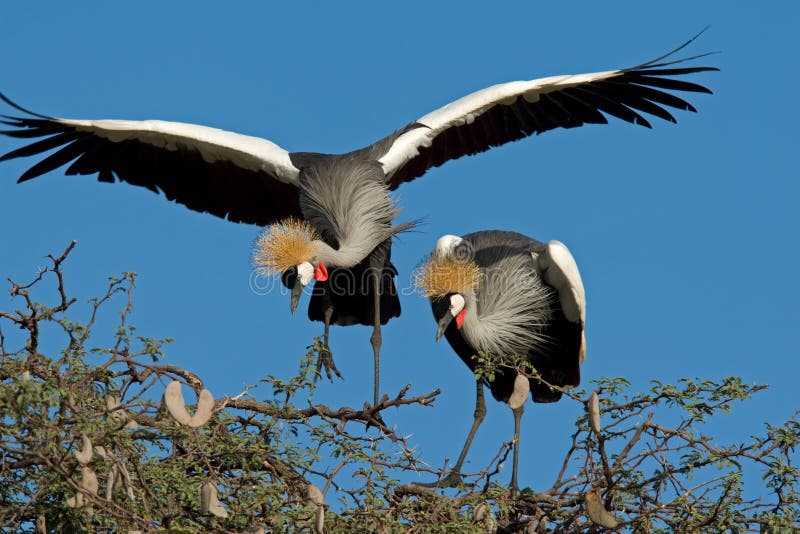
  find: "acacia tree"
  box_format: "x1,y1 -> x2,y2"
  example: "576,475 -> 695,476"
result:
1,243 -> 798,533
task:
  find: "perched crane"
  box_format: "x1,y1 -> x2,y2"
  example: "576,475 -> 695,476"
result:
0,35 -> 713,405
416,230 -> 586,490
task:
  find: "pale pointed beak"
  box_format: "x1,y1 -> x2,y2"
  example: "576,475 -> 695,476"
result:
290,281 -> 304,315
436,311 -> 455,342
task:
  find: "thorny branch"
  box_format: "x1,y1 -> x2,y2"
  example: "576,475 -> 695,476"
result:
1,244 -> 798,533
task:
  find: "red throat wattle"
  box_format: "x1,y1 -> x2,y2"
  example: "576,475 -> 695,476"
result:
455,308 -> 467,329
313,263 -> 329,282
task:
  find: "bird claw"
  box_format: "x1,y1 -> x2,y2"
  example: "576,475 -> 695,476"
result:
314,343 -> 343,382
364,410 -> 386,430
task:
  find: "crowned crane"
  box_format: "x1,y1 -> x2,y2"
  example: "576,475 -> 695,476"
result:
415,231 -> 585,490
0,35 -> 713,405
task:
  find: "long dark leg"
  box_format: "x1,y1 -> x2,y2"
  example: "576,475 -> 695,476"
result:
323,302 -> 333,348
452,379 -> 486,474
420,379 -> 486,488
510,404 -> 525,494
369,261 -> 382,406
315,298 -> 341,381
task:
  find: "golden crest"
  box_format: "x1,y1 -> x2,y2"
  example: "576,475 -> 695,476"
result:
252,218 -> 319,275
414,254 -> 482,298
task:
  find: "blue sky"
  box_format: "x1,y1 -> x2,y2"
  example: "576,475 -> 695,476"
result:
1,2 -> 798,493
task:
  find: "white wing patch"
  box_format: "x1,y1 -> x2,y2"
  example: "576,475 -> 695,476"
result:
536,240 -> 586,325
59,118 -> 300,184
379,69 -> 618,177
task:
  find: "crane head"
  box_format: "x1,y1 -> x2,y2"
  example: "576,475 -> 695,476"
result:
253,218 -> 328,314
281,261 -> 329,314
415,233 -> 482,341
433,293 -> 467,341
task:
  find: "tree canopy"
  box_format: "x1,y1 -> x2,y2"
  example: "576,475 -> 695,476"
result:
1,244 -> 798,533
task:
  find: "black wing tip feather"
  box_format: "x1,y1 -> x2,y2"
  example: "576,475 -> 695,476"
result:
0,94 -> 74,181
625,26 -> 721,74
0,91 -> 53,120
388,29 -> 718,188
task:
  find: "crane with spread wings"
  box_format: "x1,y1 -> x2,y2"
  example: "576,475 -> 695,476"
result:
0,34 -> 715,405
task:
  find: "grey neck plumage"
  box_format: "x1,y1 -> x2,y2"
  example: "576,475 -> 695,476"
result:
460,253 -> 555,357
298,158 -> 398,268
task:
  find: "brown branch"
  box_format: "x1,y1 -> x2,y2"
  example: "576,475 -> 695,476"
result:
216,386 -> 440,440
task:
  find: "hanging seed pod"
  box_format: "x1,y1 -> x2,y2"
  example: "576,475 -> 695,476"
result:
584,487 -> 618,528
118,462 -> 136,500
105,465 -> 119,501
304,484 -> 325,533
588,392 -> 601,434
66,467 -> 99,510
200,481 -> 229,518
107,395 -> 124,422
473,502 -> 489,522
314,506 -> 325,534
65,493 -> 83,508
163,381 -> 214,428
105,463 -> 134,501
104,395 -> 130,428
305,484 -> 324,507
473,502 -> 496,533
21,370 -> 31,381
81,466 -> 99,496
507,374 -> 531,410
73,434 -> 93,465
106,395 -> 140,429
35,514 -> 45,534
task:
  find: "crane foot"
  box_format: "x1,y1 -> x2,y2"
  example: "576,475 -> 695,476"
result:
364,410 -> 386,430
314,343 -> 343,382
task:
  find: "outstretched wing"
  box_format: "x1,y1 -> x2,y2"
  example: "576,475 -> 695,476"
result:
380,33 -> 717,189
0,94 -> 302,226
